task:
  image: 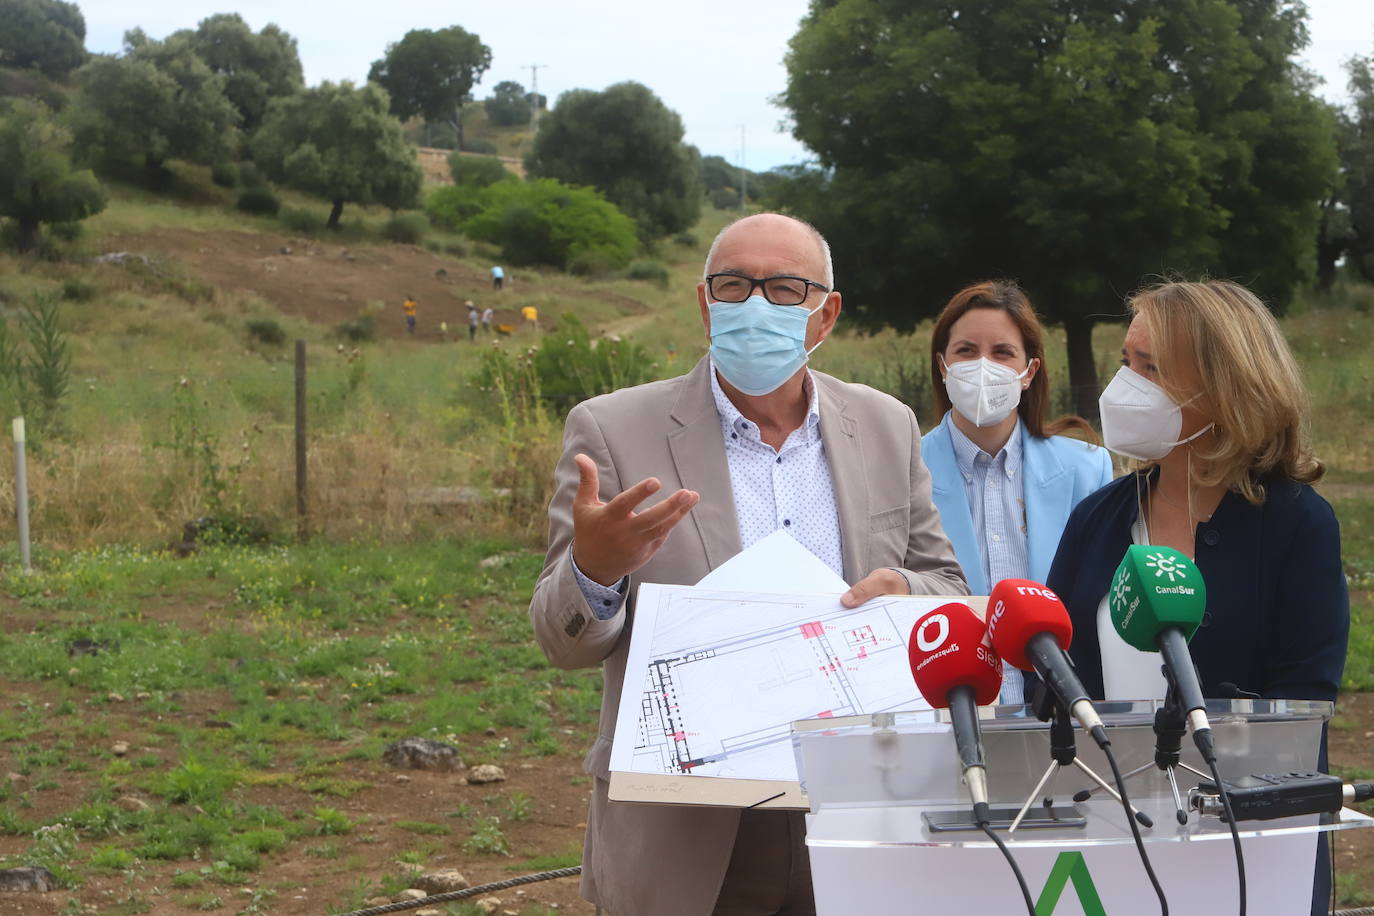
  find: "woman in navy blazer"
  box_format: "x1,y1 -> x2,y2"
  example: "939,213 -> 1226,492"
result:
921,282 -> 1113,701
1047,280 -> 1347,916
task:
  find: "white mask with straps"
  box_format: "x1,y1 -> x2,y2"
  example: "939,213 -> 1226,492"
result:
1098,366 -> 1213,461
941,356 -> 1033,427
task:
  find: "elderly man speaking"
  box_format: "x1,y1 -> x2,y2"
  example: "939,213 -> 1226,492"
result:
529,213 -> 966,916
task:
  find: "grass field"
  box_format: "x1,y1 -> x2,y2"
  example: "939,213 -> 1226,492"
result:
0,540 -> 593,914
1,168 -> 1373,911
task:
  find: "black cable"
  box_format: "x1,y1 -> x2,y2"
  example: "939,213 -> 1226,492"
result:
1206,755 -> 1247,916
980,821 -> 1036,916
1102,742 -> 1169,916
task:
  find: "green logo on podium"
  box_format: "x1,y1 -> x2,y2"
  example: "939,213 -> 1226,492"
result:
1035,851 -> 1106,915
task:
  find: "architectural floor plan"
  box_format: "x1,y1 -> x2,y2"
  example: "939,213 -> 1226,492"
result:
612,585 -> 953,781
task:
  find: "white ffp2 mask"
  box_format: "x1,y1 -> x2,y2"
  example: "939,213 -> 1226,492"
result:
942,356 -> 1030,427
1098,366 -> 1212,461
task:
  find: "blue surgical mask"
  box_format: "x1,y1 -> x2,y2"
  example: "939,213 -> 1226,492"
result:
708,295 -> 826,396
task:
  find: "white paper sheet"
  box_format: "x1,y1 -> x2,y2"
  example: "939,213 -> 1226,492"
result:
694,529 -> 849,593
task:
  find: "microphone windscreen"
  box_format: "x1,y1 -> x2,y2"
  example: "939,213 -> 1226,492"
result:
1108,544 -> 1207,651
986,578 -> 1073,671
908,602 -> 1002,707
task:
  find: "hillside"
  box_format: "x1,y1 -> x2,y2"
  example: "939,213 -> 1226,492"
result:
95,226 -> 638,340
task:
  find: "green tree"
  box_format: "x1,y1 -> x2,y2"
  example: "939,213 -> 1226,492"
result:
526,81 -> 702,241
170,13 -> 303,132
1340,53 -> 1374,283
448,152 -> 512,187
485,79 -> 532,127
1317,104 -> 1358,291
463,177 -> 639,271
72,31 -> 239,185
252,81 -> 422,229
368,26 -> 491,150
0,0 -> 85,76
779,0 -> 1338,418
0,98 -> 105,252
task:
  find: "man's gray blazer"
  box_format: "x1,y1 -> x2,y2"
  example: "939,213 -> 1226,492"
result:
529,355 -> 967,915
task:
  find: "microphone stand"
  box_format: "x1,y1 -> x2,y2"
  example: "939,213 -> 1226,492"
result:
1009,688 -> 1152,833
1073,669 -> 1209,825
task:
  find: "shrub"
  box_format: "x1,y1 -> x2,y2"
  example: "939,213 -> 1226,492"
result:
237,161 -> 264,187
673,232 -> 699,247
464,178 -> 638,272
475,313 -> 654,415
61,277 -> 96,302
236,186 -> 280,216
381,211 -> 429,244
461,137 -> 499,155
568,250 -> 620,278
709,187 -> 742,210
626,260 -> 669,287
336,315 -> 376,342
448,154 -> 511,188
211,160 -> 238,188
425,185 -> 489,232
47,222 -> 83,242
246,319 -> 286,345
280,207 -> 325,234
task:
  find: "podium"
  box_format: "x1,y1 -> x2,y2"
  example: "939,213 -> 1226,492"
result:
792,699 -> 1373,915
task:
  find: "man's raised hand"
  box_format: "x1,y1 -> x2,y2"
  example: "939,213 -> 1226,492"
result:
570,453 -> 699,586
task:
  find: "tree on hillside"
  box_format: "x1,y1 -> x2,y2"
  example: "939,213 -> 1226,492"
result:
170,13 -> 303,132
485,80 -> 531,127
0,98 -> 104,252
368,26 -> 491,151
778,0 -> 1337,419
525,81 -> 702,241
0,0 -> 85,76
252,81 -> 422,229
72,31 -> 239,185
1337,53 -> 1374,283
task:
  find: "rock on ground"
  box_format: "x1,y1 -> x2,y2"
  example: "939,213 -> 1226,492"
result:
381,738 -> 463,772
0,867 -> 58,893
415,870 -> 469,893
466,764 -> 507,785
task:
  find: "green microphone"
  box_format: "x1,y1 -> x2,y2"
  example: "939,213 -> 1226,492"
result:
1108,544 -> 1216,762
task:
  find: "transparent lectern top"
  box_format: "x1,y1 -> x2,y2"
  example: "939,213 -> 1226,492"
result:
790,697 -> 1357,848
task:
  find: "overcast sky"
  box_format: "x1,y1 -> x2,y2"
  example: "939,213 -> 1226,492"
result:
82,0 -> 1374,172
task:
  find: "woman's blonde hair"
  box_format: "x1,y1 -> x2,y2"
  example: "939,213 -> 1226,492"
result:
1128,279 -> 1322,503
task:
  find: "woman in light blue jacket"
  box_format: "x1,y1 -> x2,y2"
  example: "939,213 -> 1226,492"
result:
921,281 -> 1113,702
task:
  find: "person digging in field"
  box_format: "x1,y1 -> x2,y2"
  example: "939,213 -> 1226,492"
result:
467,301 -> 479,341
481,305 -> 494,333
491,265 -> 504,290
529,212 -> 966,916
403,295 -> 417,335
521,304 -> 538,330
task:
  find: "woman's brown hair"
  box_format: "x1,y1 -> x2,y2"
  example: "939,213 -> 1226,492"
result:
929,280 -> 1095,440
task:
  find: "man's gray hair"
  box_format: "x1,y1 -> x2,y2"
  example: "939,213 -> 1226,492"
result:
702,213 -> 834,289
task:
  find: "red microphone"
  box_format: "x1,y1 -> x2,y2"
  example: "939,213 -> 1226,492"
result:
908,602 -> 1002,824
986,579 -> 1107,747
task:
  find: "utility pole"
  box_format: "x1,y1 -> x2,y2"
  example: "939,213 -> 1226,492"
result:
739,125 -> 748,210
525,64 -> 546,131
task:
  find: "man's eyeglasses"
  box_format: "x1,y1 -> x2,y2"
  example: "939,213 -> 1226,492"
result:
705,273 -> 831,307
